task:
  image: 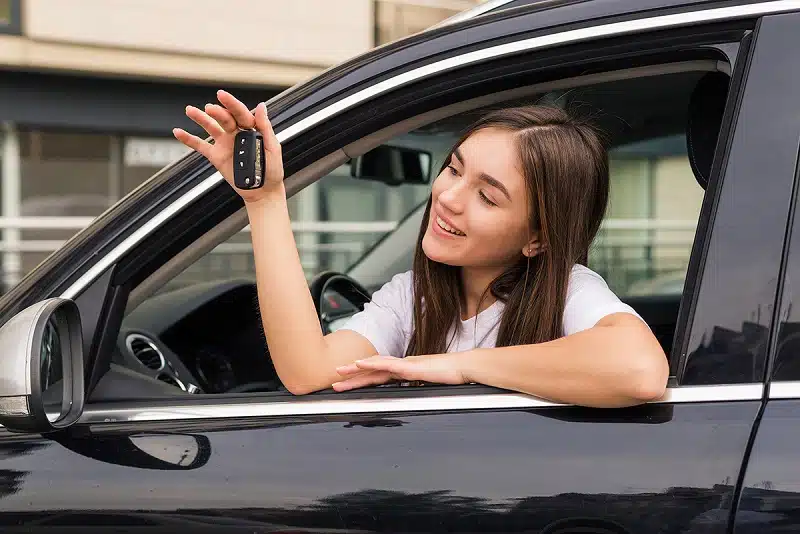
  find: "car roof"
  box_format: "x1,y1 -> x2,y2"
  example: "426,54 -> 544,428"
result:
268,0 -> 744,124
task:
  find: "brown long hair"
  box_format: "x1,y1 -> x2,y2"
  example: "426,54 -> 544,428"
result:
405,106 -> 609,356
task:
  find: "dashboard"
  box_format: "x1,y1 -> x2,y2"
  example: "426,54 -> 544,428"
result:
113,278 -> 363,397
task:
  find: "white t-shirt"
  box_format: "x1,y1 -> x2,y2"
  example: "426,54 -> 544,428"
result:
339,264 -> 643,357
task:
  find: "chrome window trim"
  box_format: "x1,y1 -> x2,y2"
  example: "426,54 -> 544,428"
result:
768,381 -> 800,399
77,384 -> 764,425
59,0 -> 799,301
280,1 -> 799,143
60,172 -> 223,300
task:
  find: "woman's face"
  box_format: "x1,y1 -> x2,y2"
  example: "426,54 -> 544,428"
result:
421,127 -> 537,270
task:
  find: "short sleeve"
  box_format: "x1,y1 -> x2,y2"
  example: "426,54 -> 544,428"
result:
337,270 -> 414,357
562,265 -> 645,336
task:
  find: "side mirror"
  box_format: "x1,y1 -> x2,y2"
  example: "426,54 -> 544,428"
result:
351,145 -> 432,186
0,298 -> 84,433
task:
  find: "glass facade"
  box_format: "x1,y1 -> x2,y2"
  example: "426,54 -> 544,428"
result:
0,0 -> 19,34
2,129 -> 186,281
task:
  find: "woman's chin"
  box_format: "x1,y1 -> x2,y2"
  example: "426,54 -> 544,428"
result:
422,233 -> 461,265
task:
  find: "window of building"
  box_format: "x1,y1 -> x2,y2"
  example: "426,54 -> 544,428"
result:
0,0 -> 21,34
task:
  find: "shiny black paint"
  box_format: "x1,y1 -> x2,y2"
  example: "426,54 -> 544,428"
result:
275,0 -> 732,121
0,402 -> 760,532
679,13 -> 800,385
734,401 -> 800,533
767,8 -> 800,383
733,11 -> 800,534
277,0 -> 752,131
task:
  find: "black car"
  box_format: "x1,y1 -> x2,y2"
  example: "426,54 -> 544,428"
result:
2,0 -> 800,532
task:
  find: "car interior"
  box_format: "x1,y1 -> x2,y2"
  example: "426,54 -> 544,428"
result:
86,60 -> 732,401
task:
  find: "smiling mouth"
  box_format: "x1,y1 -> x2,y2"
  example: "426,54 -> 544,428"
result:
435,216 -> 466,236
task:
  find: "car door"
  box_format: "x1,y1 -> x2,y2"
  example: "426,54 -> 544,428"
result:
0,4 -> 797,534
729,10 -> 800,534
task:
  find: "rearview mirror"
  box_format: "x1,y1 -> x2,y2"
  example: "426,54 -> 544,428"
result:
0,298 -> 84,433
351,145 -> 432,186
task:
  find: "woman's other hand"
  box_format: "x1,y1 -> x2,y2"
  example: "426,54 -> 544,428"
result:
332,354 -> 468,392
173,90 -> 285,203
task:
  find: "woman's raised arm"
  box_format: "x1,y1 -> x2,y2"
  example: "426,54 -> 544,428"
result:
173,91 -> 378,394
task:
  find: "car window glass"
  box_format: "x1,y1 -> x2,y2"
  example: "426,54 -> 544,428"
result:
593,134 -> 702,297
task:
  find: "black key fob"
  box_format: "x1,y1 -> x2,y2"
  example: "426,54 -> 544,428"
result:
233,129 -> 265,189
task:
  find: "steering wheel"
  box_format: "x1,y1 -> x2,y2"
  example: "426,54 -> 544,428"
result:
224,273 -> 370,394
309,271 -> 372,334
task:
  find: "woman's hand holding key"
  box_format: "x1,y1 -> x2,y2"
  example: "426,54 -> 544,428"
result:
173,90 -> 285,203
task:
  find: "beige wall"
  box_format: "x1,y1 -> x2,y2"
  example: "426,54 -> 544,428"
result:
0,0 -> 481,87
0,0 -> 378,87
24,0 -> 374,67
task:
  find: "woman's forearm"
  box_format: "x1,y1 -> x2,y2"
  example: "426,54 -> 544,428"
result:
245,190 -> 335,394
461,313 -> 669,408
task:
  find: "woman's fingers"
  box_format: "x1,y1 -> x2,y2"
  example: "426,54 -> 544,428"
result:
254,102 -> 281,155
172,128 -> 212,160
217,89 -> 256,129
205,103 -> 238,133
352,355 -> 464,385
185,105 -> 225,138
336,362 -> 362,376
337,355 -> 398,376
332,371 -> 393,392
354,356 -> 407,374
254,102 -> 285,184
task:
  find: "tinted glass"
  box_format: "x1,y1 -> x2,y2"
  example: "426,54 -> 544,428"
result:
681,15 -> 800,385
765,17 -> 800,382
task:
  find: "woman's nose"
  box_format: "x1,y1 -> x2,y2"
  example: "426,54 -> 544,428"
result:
437,180 -> 466,214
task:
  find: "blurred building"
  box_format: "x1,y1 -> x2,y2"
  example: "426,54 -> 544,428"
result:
0,0 -> 484,286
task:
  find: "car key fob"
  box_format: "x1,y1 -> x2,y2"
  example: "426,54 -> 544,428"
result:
233,129 -> 265,189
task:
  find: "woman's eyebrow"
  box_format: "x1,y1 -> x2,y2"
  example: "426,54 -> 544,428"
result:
479,173 -> 511,201
453,147 -> 465,165
453,148 -> 511,201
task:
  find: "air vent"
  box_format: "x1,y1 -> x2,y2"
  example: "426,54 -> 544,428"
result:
156,373 -> 182,389
125,334 -> 165,371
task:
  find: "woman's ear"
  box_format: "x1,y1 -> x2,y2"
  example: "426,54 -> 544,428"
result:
522,236 -> 546,258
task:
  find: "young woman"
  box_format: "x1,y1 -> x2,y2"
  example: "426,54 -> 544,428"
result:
173,90 -> 669,408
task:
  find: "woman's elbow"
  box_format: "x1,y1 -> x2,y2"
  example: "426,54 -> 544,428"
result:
284,382 -> 314,396
610,319 -> 669,402
626,344 -> 670,402
629,360 -> 668,402
281,375 -> 329,396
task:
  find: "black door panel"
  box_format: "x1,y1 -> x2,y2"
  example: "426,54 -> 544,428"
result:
0,403 -> 759,532
731,11 -> 800,533
733,400 -> 800,533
